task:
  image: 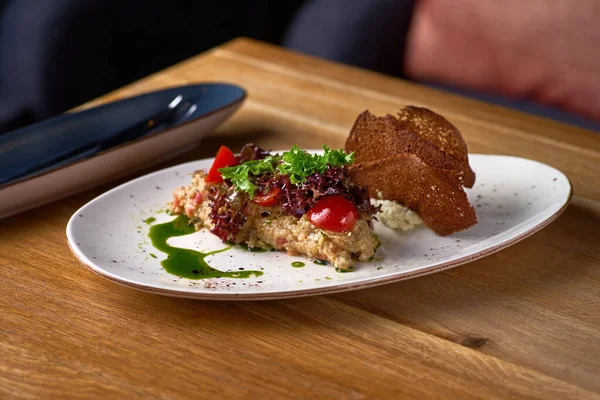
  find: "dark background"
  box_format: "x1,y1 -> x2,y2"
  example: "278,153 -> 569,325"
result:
0,0 -> 598,134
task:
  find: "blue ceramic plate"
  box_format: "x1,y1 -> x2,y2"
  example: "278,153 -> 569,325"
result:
0,83 -> 246,219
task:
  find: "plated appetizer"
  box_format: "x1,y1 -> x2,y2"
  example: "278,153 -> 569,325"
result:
170,144 -> 379,270
169,106 -> 478,270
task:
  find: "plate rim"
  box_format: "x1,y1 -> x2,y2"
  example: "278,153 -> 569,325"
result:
66,154 -> 573,301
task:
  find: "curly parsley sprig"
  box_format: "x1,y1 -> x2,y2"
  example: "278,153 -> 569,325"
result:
218,145 -> 354,198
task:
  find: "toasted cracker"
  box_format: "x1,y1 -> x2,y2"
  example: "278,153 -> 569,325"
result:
346,107 -> 477,235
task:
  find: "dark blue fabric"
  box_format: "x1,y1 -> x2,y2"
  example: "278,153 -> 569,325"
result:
284,0 -> 415,77
0,0 -> 303,133
0,0 -> 597,134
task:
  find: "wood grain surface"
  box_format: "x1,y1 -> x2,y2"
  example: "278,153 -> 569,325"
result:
1,38 -> 599,399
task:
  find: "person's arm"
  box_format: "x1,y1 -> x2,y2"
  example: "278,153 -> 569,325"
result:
405,0 -> 600,121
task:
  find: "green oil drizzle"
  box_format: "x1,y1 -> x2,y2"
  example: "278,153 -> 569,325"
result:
313,259 -> 328,265
148,215 -> 263,279
144,217 -> 156,225
291,261 -> 305,268
335,267 -> 354,273
149,253 -> 157,259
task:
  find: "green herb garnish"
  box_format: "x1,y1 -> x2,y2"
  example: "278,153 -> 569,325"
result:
277,145 -> 354,184
218,155 -> 281,196
219,145 -> 354,198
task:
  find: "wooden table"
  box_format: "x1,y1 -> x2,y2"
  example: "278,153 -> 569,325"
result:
2,38 -> 599,399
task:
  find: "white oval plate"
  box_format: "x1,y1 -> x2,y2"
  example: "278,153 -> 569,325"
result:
67,154 -> 572,300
